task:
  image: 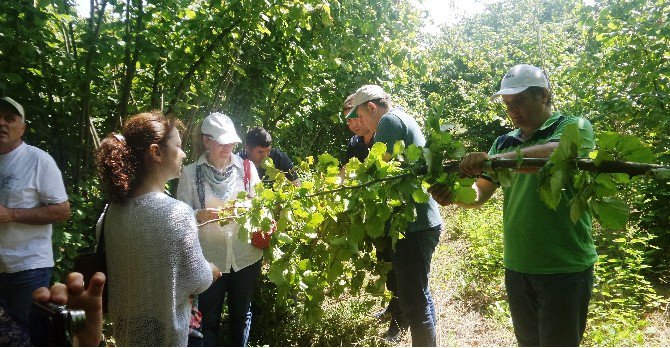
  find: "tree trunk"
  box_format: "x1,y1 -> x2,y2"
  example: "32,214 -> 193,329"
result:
150,57 -> 163,109
118,0 -> 145,125
73,0 -> 108,187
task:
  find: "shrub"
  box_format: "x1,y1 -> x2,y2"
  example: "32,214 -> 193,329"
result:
52,176 -> 106,283
584,222 -> 665,345
445,197 -> 506,315
246,276 -> 387,346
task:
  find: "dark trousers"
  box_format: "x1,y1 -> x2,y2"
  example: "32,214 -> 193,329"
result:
199,260 -> 262,347
0,267 -> 52,329
391,227 -> 441,347
376,237 -> 406,328
505,265 -> 594,346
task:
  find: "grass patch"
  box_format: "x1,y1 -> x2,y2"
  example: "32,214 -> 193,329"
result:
443,198 -> 506,316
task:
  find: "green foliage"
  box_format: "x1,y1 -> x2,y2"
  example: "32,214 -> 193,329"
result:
446,200 -> 506,315
571,0 -> 670,147
52,176 -> 105,283
232,145 -> 400,317
591,197 -> 629,230
592,132 -> 655,165
230,132 -> 467,317
0,0 -> 431,182
584,223 -> 666,346
539,124 -> 658,230
539,123 -> 582,210
247,276 -> 387,346
632,153 -> 670,283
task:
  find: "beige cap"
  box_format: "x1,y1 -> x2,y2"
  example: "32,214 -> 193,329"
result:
346,85 -> 389,119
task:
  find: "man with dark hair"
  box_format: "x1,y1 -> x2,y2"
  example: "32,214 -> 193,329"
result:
239,127 -> 299,186
430,64 -> 596,346
342,94 -> 374,164
0,97 -> 70,331
348,85 -> 443,347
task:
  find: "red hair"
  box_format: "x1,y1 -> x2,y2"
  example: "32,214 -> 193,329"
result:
96,111 -> 183,203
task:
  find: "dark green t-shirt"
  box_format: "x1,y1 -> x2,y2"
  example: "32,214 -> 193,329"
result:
375,107 -> 443,233
487,112 -> 597,274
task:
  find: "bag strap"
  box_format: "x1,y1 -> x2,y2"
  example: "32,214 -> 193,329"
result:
243,159 -> 251,195
195,165 -> 206,209
95,204 -> 109,253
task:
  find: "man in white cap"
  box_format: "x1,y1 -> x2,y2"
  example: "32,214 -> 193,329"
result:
348,85 -> 443,346
0,97 -> 70,330
429,64 -> 596,346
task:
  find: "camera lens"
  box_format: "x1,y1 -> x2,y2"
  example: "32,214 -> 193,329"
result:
68,309 -> 87,336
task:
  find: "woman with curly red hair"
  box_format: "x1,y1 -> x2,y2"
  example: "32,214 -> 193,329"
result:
96,111 -> 221,346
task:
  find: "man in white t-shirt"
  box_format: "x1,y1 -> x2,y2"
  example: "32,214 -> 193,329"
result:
0,97 -> 70,329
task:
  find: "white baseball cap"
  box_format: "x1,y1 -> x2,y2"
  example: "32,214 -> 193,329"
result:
346,84 -> 390,119
490,64 -> 550,101
0,97 -> 25,121
201,112 -> 241,145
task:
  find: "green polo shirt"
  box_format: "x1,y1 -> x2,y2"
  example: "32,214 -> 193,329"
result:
487,112 -> 597,274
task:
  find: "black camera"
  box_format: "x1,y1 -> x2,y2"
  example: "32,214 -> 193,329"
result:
29,302 -> 86,346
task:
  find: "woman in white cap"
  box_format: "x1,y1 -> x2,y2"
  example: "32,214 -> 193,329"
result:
176,112 -> 262,347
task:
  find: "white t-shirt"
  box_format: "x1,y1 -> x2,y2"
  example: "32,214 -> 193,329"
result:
176,154 -> 262,273
0,142 -> 68,273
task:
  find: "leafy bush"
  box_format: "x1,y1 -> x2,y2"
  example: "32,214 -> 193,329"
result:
445,198 -> 506,315
584,222 -> 666,345
631,154 -> 670,284
247,276 -> 387,346
51,176 -> 106,283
